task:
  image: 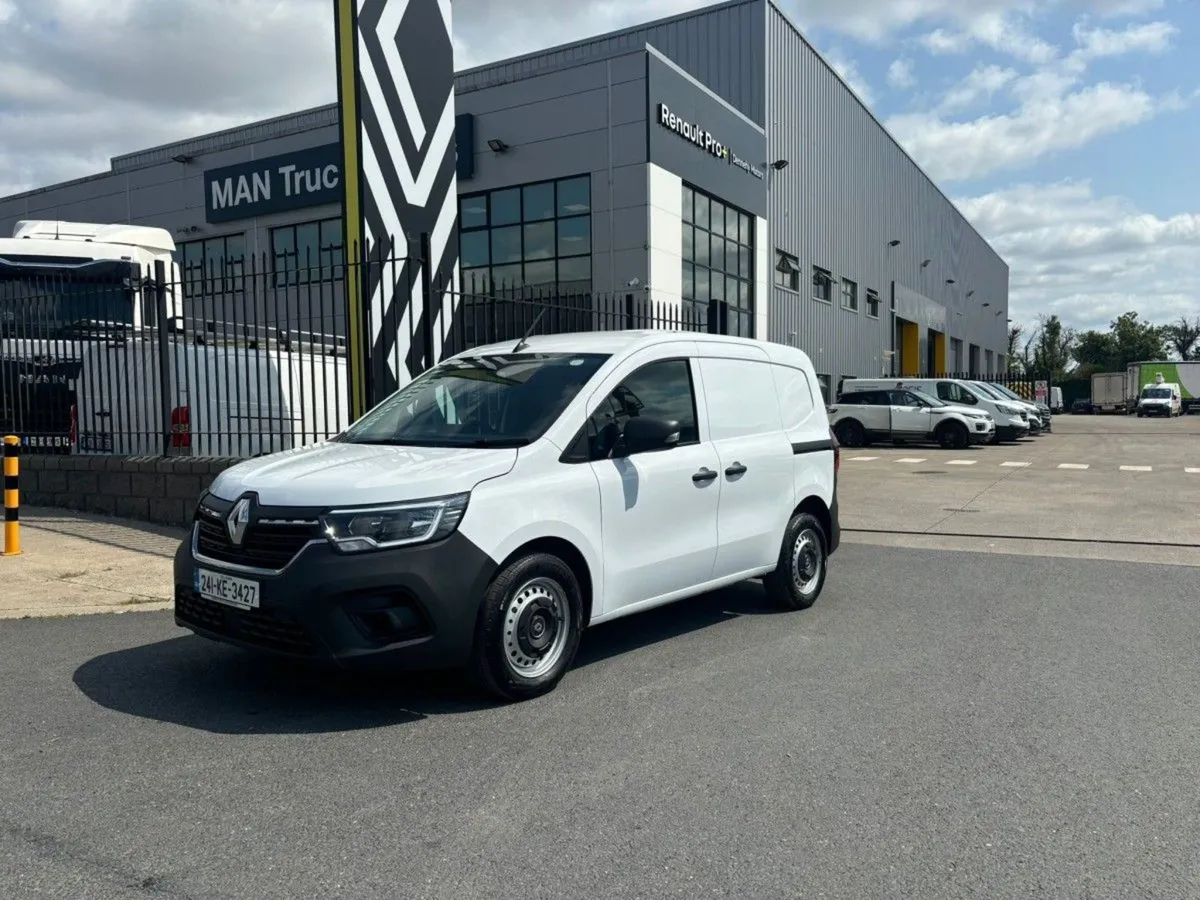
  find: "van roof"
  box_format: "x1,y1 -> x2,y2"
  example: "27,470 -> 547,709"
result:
459,329 -> 782,359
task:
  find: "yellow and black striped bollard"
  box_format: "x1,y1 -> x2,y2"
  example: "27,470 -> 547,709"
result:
3,436 -> 19,556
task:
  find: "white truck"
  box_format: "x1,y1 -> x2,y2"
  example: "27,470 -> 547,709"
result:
0,219 -> 350,457
1090,371 -> 1127,414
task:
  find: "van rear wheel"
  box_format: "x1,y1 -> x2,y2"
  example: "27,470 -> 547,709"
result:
763,512 -> 828,611
470,552 -> 583,702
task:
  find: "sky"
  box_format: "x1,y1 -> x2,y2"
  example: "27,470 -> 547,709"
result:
0,0 -> 1197,338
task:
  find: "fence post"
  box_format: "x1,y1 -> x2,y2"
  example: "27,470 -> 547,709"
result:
419,231 -> 434,373
3,435 -> 19,557
154,261 -> 174,457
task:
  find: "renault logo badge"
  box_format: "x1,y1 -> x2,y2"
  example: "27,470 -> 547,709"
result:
227,497 -> 252,545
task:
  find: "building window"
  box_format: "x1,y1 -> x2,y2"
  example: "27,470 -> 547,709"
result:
681,184 -> 755,337
175,233 -> 245,297
866,289 -> 880,318
841,278 -> 858,312
459,175 -> 592,294
812,267 -> 832,303
271,217 -> 344,286
774,249 -> 800,291
985,349 -> 994,375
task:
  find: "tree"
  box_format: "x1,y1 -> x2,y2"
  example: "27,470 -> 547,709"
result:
1007,324 -> 1025,373
1027,314 -> 1074,378
1109,311 -> 1166,367
1073,329 -> 1119,371
1163,315 -> 1200,361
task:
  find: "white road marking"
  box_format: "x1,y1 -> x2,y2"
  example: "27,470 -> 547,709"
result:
895,458 -> 927,463
1120,465 -> 1152,472
1001,461 -> 1031,467
847,456 -> 879,461
945,460 -> 977,465
1186,468 -> 1200,474
1058,463 -> 1089,470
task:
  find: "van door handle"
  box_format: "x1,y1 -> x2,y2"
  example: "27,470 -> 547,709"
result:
692,468 -> 718,484
724,462 -> 747,477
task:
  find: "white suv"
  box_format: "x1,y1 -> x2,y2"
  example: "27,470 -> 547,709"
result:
175,331 -> 842,702
830,384 -> 994,449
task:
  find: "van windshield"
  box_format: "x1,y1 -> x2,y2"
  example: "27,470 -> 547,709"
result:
335,352 -> 610,448
908,388 -> 947,407
970,381 -> 1006,400
0,258 -> 138,336
1142,387 -> 1171,399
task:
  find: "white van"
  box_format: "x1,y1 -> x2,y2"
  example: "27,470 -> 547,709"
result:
843,378 -> 1029,443
1137,381 -> 1182,417
174,331 -> 842,701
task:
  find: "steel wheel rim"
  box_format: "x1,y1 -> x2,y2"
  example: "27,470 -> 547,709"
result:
503,577 -> 571,679
791,528 -> 824,596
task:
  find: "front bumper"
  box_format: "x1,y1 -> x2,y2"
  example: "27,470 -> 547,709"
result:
997,418 -> 1030,441
173,511 -> 498,670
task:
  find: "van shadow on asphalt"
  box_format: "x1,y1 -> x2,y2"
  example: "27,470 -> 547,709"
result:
71,580 -> 783,736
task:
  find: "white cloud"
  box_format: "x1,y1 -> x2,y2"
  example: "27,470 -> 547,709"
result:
823,47 -> 874,105
939,65 -> 1018,113
887,58 -> 917,89
957,181 -> 1200,332
1070,19 -> 1178,60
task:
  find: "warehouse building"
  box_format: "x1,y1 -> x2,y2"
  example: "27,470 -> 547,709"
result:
0,0 -> 1009,399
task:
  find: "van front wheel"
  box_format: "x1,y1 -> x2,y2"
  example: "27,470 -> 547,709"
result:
470,552 -> 584,702
763,512 -> 828,611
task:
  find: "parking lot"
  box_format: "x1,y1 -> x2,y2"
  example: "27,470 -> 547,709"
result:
1,412 -> 1198,898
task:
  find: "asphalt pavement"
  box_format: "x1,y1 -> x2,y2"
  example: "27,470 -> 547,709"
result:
3,544 -> 1199,899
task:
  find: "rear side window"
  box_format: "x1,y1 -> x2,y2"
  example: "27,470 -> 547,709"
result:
770,364 -> 815,431
699,357 -> 783,441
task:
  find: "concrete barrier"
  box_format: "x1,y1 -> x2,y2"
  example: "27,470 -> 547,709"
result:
19,455 -> 240,528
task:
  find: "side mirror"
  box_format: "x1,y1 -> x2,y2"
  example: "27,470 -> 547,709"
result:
619,416 -> 681,455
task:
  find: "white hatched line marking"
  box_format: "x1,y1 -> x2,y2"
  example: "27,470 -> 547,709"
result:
1058,463 -> 1089,470
895,458 -> 926,463
945,460 -> 977,465
847,456 -> 879,461
1001,461 -> 1031,467
1120,465 -> 1152,472
1186,468 -> 1200,474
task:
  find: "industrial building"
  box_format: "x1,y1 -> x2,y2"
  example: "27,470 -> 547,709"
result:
0,0 -> 1010,400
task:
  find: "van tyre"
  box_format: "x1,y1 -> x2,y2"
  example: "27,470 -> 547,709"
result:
937,421 -> 969,450
763,512 -> 828,611
470,552 -> 583,702
834,419 -> 865,447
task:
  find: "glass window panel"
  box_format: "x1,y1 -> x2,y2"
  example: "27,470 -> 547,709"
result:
728,276 -> 742,309
740,310 -> 754,338
558,255 -> 590,284
557,216 -> 590,256
682,263 -> 694,300
694,194 -> 710,231
695,268 -> 710,302
710,233 -> 725,271
490,188 -> 520,226
462,267 -> 490,293
491,264 -> 523,289
224,234 -> 245,263
741,213 -> 753,246
460,196 -> 487,229
738,245 -> 750,280
524,260 -> 556,286
460,230 -> 490,268
725,208 -> 740,240
710,203 -> 724,240
320,218 -> 342,251
725,239 -> 738,274
523,182 -> 554,221
681,186 -> 694,223
523,221 -> 555,260
739,279 -> 751,312
682,226 -> 694,262
294,223 -> 319,273
491,225 -> 521,264
557,176 -> 590,215
710,272 -> 725,302
693,231 -> 710,267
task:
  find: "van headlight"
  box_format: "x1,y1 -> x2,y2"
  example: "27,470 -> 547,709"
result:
321,492 -> 470,553
998,404 -> 1021,415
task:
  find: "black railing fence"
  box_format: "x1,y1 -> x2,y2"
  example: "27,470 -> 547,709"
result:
0,242 -> 711,458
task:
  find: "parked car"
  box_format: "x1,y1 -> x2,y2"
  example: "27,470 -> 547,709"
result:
975,381 -> 1051,433
843,378 -> 1028,443
174,332 -> 841,701
1071,398 -> 1093,415
828,386 -> 994,449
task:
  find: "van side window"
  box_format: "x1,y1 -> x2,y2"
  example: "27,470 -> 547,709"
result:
700,358 -> 782,440
771,364 -> 815,429
936,381 -> 974,405
564,359 -> 700,462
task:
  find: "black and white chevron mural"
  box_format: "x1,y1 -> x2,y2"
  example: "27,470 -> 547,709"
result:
334,0 -> 459,415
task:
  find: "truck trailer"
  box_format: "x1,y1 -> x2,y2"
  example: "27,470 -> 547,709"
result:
1090,371 -> 1127,414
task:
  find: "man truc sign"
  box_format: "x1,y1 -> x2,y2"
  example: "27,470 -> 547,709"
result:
203,144 -> 342,223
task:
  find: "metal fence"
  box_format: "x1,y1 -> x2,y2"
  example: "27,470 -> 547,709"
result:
0,246 -> 709,458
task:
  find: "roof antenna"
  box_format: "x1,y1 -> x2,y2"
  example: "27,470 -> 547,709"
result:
512,308 -> 547,353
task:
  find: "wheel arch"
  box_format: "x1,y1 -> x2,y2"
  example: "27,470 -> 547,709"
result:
495,537 -> 595,627
790,494 -> 832,551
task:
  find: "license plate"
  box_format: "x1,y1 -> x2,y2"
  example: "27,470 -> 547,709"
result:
195,568 -> 260,610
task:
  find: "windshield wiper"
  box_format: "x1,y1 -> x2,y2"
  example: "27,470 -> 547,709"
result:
342,436 -> 529,448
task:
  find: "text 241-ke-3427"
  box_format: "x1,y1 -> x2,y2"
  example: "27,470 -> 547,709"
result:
174,331 -> 841,702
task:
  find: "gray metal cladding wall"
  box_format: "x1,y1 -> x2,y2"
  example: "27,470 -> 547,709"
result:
456,0 -> 767,125
764,4 -> 1009,383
